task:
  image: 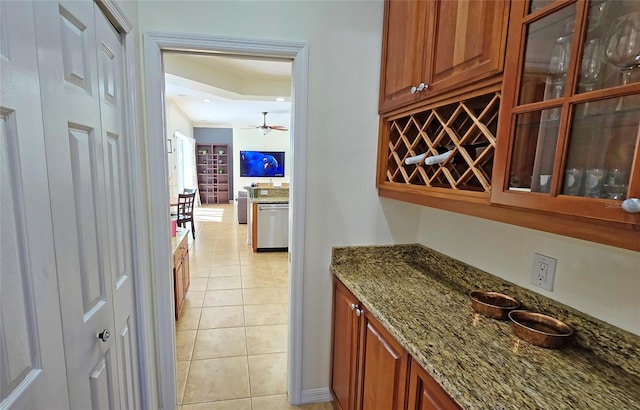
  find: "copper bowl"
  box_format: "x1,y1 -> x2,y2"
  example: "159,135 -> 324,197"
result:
508,310 -> 573,349
469,290 -> 520,320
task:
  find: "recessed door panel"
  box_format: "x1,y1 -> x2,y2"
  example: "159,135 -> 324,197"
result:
68,125 -> 106,316
106,133 -> 126,286
118,319 -> 135,410
59,5 -> 91,91
89,354 -> 114,409
0,112 -> 39,401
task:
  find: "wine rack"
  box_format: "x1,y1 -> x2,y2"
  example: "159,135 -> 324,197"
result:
196,143 -> 230,204
384,91 -> 500,193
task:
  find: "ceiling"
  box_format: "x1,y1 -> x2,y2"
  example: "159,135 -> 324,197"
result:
163,53 -> 293,129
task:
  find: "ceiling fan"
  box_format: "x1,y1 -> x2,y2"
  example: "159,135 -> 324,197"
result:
254,112 -> 288,135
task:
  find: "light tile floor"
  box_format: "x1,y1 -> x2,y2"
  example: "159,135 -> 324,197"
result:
176,204 -> 333,410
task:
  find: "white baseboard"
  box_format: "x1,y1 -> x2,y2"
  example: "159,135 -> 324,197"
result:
300,387 -> 333,404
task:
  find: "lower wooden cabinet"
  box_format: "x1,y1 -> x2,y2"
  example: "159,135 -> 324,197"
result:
359,306 -> 409,410
173,231 -> 190,320
331,277 -> 361,410
331,277 -> 455,410
407,359 -> 460,410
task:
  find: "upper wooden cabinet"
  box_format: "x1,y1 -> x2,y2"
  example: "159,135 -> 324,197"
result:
379,0 -> 510,114
492,0 -> 640,227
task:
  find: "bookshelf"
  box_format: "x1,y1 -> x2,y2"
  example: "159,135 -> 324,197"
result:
196,143 -> 230,204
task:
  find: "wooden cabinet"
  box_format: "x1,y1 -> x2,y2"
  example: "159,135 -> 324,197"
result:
376,0 -> 640,251
330,277 -> 410,410
358,306 -> 409,410
331,278 -> 361,410
407,359 -> 460,410
173,230 -> 190,320
196,143 -> 230,204
492,0 -> 640,228
379,0 -> 509,113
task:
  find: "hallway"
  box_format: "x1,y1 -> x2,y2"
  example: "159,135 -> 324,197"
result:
175,204 -> 331,410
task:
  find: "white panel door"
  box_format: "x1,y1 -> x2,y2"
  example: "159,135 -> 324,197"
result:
0,1 -> 69,409
33,1 -> 140,409
94,6 -> 141,410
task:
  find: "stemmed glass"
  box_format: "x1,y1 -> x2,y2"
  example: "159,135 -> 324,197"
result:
547,31 -> 572,101
580,38 -> 605,93
605,11 -> 640,109
577,37 -> 605,116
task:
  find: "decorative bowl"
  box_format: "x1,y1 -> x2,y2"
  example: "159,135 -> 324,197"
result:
508,310 -> 573,349
469,290 -> 520,320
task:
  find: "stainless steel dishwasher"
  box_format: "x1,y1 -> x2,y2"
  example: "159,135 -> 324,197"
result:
256,203 -> 289,251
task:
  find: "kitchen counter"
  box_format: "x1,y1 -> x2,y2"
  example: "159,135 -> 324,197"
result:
251,196 -> 289,204
171,227 -> 188,255
330,244 -> 640,410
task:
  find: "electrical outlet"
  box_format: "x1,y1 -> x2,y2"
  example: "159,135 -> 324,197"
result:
531,253 -> 556,291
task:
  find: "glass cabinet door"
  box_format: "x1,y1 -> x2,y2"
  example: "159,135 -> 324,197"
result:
494,0 -> 640,223
563,0 -> 640,200
509,3 -> 578,193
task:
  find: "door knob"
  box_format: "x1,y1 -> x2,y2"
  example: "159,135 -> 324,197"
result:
622,198 -> 640,213
97,329 -> 110,342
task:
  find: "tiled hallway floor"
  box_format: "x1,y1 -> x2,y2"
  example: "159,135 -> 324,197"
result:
175,204 -> 332,410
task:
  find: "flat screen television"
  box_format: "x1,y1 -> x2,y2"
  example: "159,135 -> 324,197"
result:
239,150 -> 285,177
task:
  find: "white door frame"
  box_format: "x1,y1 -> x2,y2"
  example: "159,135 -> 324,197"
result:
142,32 -> 308,407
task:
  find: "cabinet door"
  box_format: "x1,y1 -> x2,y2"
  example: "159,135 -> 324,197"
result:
174,257 -> 184,321
331,279 -> 361,410
379,0 -> 433,113
182,247 -> 190,297
357,310 -> 409,410
407,360 -> 460,410
428,0 -> 509,95
492,0 -> 640,229
173,238 -> 187,320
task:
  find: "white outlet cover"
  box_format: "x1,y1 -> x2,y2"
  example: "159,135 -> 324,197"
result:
531,253 -> 557,291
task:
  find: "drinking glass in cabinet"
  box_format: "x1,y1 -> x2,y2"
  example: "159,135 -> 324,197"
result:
563,97 -> 639,199
508,107 -> 563,193
605,11 -> 640,89
577,37 -> 605,94
518,4 -> 576,106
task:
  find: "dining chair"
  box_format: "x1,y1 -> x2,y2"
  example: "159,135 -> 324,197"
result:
177,192 -> 196,239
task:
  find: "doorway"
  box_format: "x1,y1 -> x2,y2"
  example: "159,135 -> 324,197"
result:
143,33 -> 308,406
165,53 -> 293,406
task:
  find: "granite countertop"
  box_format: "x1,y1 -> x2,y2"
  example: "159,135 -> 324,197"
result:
171,227 -> 188,255
330,244 -> 640,410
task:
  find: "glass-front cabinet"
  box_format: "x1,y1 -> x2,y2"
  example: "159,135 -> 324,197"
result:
493,0 -> 640,224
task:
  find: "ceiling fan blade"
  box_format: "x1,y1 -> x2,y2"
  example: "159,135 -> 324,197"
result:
270,126 -> 288,131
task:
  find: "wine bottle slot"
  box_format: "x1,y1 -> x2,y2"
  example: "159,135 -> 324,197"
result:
425,150 -> 453,165
405,153 -> 427,165
403,142 -> 491,166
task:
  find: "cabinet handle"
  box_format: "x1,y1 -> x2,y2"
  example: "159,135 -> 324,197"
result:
350,303 -> 358,311
622,198 -> 640,214
410,82 -> 428,94
355,308 -> 363,317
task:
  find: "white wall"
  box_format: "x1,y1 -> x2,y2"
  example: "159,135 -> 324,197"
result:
417,207 -> 640,335
232,128 -> 290,192
137,0 -> 421,394
165,101 -> 193,198
134,1 -> 640,402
